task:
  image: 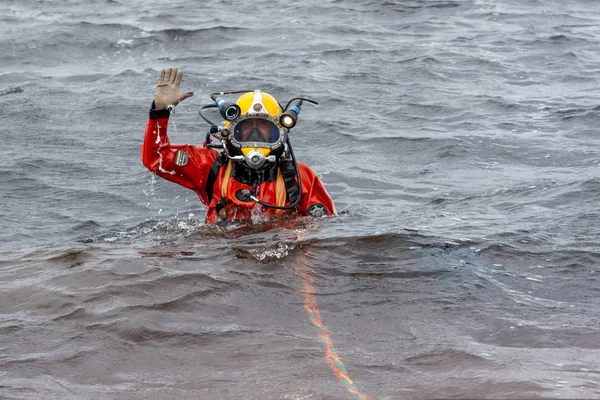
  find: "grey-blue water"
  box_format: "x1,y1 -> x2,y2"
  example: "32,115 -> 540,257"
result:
2,0 -> 600,398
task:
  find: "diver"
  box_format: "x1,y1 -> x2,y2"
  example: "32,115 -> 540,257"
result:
141,67 -> 336,224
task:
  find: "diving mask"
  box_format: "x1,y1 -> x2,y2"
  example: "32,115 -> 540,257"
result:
228,115 -> 285,169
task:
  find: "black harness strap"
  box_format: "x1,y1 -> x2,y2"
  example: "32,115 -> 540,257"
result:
279,158 -> 299,205
206,156 -> 300,207
205,153 -> 227,203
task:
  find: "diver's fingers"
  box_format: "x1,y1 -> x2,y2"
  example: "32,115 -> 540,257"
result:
169,67 -> 179,84
174,70 -> 184,87
158,68 -> 166,85
164,67 -> 173,84
176,91 -> 194,104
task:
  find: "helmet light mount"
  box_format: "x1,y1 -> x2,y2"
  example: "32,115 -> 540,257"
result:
279,97 -> 318,128
215,97 -> 241,120
280,105 -> 300,128
280,113 -> 296,128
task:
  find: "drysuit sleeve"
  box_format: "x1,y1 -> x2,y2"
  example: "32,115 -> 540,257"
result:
296,163 -> 337,217
141,102 -> 219,205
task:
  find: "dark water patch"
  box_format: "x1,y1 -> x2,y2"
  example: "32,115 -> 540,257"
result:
157,54 -> 221,63
107,324 -> 258,345
0,86 -> 24,96
47,249 -> 95,267
401,101 -> 457,118
1,182 -> 143,223
534,178 -> 600,207
477,239 -> 600,262
2,344 -> 100,370
436,52 -> 509,71
437,141 -> 470,158
393,55 -> 422,64
416,378 -> 548,400
405,348 -> 487,369
1,176 -> 55,194
158,25 -> 245,38
76,21 -> 142,31
312,232 -> 430,250
424,1 -> 462,9
59,73 -> 111,83
371,0 -> 463,11
554,104 -> 600,121
119,289 -> 221,312
333,269 -> 450,281
308,233 -> 476,277
103,272 -> 233,290
477,96 -> 522,112
0,322 -> 24,334
474,323 -> 600,349
444,179 -> 599,212
548,34 -> 577,43
51,307 -> 88,321
556,73 -> 599,84
318,47 -> 380,57
252,279 -> 295,291
69,220 -> 103,236
80,219 -> 179,244
138,250 -> 196,258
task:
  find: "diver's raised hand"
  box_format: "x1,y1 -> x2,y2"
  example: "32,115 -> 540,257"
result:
154,67 -> 194,109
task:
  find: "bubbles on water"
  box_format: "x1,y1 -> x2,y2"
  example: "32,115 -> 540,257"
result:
250,204 -> 275,225
151,215 -> 204,235
116,38 -> 133,47
167,105 -> 177,130
89,213 -> 205,244
249,242 -> 290,261
142,173 -> 156,203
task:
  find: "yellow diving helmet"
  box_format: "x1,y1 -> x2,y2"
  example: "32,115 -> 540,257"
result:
224,90 -> 286,168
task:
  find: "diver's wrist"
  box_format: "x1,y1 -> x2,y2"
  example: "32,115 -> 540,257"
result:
149,100 -> 171,120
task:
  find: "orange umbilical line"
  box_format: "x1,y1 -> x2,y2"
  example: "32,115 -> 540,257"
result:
294,256 -> 371,400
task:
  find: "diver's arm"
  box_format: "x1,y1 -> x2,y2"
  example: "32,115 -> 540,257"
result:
141,68 -> 217,205
296,163 -> 337,217
141,104 -> 219,204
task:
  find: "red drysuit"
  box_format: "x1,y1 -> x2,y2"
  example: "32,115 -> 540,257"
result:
141,107 -> 336,224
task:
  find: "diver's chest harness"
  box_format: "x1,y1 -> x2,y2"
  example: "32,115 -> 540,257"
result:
205,153 -> 299,210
